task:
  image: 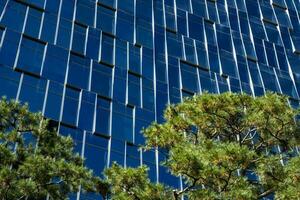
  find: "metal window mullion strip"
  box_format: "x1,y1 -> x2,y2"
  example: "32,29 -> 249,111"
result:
256,63 -> 266,94
75,89 -> 83,127
124,141 -> 127,168
132,106 -> 136,144
245,60 -> 255,97
41,79 -> 49,115
214,72 -> 220,94
164,27 -> 170,105
38,10 -> 44,39
0,0 -> 10,21
272,67 -> 283,94
133,0 -> 137,44
16,73 -> 24,101
53,0 -> 63,45
178,58 -> 184,100
125,44 -> 129,105
39,43 -> 48,76
92,93 -> 97,133
140,47 -> 143,108
69,0 -> 78,50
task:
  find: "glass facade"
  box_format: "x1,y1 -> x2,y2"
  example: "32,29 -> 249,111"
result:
0,0 -> 300,198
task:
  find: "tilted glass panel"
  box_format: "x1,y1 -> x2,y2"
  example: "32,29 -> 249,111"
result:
17,36 -> 45,75
19,74 -> 46,112
91,62 -> 113,98
78,91 -> 96,132
67,53 -> 90,90
95,97 -> 111,136
97,4 -> 116,35
72,23 -> 87,55
76,0 -> 95,27
62,87 -> 80,127
24,7 -> 43,38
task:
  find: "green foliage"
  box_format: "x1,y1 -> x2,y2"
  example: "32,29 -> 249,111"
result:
0,98 -> 107,200
105,92 -> 300,200
104,163 -> 172,200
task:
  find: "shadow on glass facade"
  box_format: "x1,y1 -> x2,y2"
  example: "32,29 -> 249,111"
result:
0,0 -> 300,198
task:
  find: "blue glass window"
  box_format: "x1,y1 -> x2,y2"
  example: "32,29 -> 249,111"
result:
220,51 -> 237,78
166,31 -> 182,58
86,28 -> 101,61
180,62 -> 199,93
60,0 -> 75,20
101,33 -> 114,65
165,5 -> 176,32
84,133 -> 108,176
56,18 -> 72,49
191,0 -> 207,18
0,30 -> 21,67
44,81 -> 63,121
217,25 -> 233,53
40,13 -> 57,43
129,45 -> 141,74
42,44 -> 68,83
17,36 -> 45,75
72,23 -> 87,55
259,65 -> 280,92
62,87 -> 80,127
112,103 -> 133,142
199,70 -> 217,93
91,62 -> 112,98
67,53 -> 90,90
97,5 -> 115,35
95,97 -> 111,136
264,41 -> 278,68
188,14 -> 204,42
127,73 -> 141,107
116,11 -> 134,43
118,0 -> 134,14
115,39 -> 128,69
76,0 -> 95,27
19,75 -> 46,112
78,91 -> 96,132
183,37 -> 196,64
1,1 -> 27,32
24,8 -> 42,38
0,66 -> 20,99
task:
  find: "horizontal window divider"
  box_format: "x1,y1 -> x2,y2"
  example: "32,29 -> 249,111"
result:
102,31 -> 116,38
246,56 -> 258,62
65,84 -> 82,92
14,0 -> 45,12
272,3 -> 287,10
59,121 -> 78,130
181,88 -> 195,95
180,59 -> 199,68
165,27 -> 177,34
97,2 -> 116,12
70,50 -> 86,58
97,94 -> 112,101
126,103 -> 135,109
93,132 -> 111,139
14,68 -> 41,78
126,140 -> 135,146
74,21 -> 88,28
204,18 -> 215,25
128,70 -> 142,77
262,18 -> 278,27
99,60 -> 115,68
23,34 -> 47,45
